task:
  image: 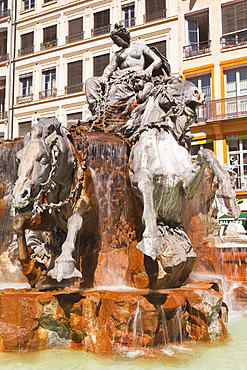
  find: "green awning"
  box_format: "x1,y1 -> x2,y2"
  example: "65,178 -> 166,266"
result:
218,211 -> 247,226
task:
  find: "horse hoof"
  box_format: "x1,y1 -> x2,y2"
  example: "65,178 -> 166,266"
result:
48,259 -> 82,282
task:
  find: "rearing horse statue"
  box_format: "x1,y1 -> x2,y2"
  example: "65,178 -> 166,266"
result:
12,117 -> 95,287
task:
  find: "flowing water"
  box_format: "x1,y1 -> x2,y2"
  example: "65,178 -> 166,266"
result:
0,310 -> 246,370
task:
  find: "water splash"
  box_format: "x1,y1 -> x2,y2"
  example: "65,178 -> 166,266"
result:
160,306 -> 169,346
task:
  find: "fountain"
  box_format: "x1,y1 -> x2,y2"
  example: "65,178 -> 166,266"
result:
0,24 -> 242,354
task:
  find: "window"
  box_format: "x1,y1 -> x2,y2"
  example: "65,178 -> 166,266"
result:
184,10 -> 210,57
190,138 -> 213,157
225,67 -> 247,116
67,112 -> 82,126
227,135 -> 247,190
23,0 -> 35,10
40,69 -> 56,99
66,60 -> 83,94
187,74 -> 211,122
19,32 -> 34,56
17,74 -> 33,104
144,0 -> 166,23
0,1 -> 7,11
42,25 -> 57,50
0,30 -> 8,62
67,17 -> 84,43
221,0 -> 247,48
92,10 -> 110,36
122,4 -> 135,28
18,121 -> 31,137
188,75 -> 211,101
93,54 -> 109,77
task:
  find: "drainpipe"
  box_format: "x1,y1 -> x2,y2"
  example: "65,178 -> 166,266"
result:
7,0 -> 16,139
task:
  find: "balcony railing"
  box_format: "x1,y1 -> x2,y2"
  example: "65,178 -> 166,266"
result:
91,24 -> 111,37
183,40 -> 211,58
17,94 -> 33,104
195,105 -> 208,124
220,30 -> 247,49
65,84 -> 83,94
66,32 -> 84,44
119,18 -> 136,28
206,95 -> 247,121
0,9 -> 10,18
40,39 -> 57,50
0,111 -> 7,120
143,9 -> 166,23
0,53 -> 9,62
18,45 -> 34,57
39,88 -> 57,99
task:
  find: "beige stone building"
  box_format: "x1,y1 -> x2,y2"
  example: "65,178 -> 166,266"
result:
0,0 -> 179,139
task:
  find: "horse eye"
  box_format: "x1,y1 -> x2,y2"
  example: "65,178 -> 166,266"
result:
39,156 -> 49,165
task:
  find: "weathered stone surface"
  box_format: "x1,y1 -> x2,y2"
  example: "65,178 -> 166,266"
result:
0,283 -> 227,352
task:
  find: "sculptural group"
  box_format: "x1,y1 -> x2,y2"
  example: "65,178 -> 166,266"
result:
12,24 -> 240,288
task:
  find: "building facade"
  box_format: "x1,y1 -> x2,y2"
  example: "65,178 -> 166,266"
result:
0,0 -> 179,139
180,0 -> 247,214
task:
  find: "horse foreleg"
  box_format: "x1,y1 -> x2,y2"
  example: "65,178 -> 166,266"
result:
48,213 -> 83,282
12,214 -> 42,287
132,171 -> 166,260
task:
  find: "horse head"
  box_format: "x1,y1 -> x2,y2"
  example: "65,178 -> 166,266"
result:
13,117 -> 75,214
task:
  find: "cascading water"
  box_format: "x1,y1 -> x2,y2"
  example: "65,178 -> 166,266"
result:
82,132 -> 138,287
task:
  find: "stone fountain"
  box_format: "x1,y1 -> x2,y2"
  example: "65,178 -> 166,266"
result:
0,25 -> 240,352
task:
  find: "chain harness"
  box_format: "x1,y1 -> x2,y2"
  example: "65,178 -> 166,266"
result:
31,133 -> 89,219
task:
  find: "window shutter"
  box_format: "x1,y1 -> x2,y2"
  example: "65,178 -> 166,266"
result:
67,112 -> 82,121
0,31 -> 7,54
18,121 -> 31,137
21,32 -> 34,48
145,0 -> 165,14
148,41 -> 166,57
94,9 -> 110,28
222,0 -> 247,35
69,17 -> 83,35
68,60 -> 82,86
43,25 -> 57,42
93,54 -> 109,76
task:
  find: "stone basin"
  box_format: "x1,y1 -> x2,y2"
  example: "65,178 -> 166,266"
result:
0,282 -> 227,352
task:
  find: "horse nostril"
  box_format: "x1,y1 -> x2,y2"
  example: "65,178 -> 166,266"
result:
21,189 -> 29,199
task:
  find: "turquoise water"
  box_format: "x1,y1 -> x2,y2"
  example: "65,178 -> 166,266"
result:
0,311 -> 246,370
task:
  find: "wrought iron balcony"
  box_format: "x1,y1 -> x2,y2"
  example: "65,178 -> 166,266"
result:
66,32 -> 84,44
18,45 -> 34,57
183,40 -> 211,58
143,9 -> 166,23
220,30 -> 247,49
91,24 -> 111,37
65,84 -> 83,94
39,88 -> 57,99
40,39 -> 57,50
0,53 -> 9,62
206,95 -> 247,121
17,94 -> 33,104
0,9 -> 10,18
119,18 -> 136,28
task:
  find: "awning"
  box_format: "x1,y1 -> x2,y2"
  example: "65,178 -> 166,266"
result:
218,211 -> 247,226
